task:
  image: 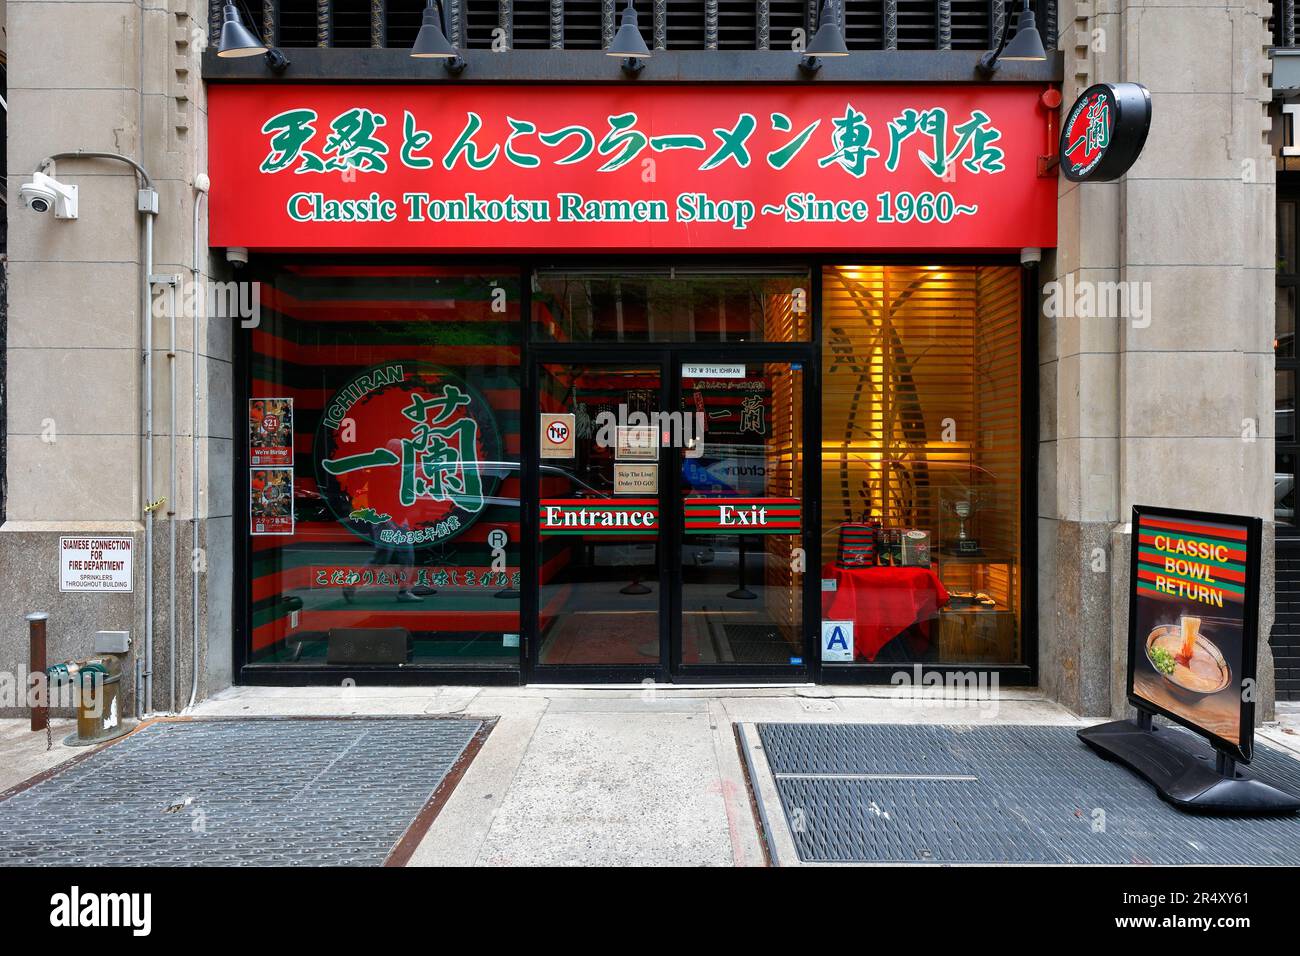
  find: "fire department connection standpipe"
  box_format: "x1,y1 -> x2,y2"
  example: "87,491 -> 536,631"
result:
35,151 -> 159,714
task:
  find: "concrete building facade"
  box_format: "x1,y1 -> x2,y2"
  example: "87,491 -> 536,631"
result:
0,0 -> 1281,721
1044,0 -> 1279,719
2,0 -> 230,713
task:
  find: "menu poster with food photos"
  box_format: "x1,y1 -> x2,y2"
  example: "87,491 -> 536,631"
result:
249,398 -> 294,466
250,467 -> 295,536
1128,506 -> 1262,760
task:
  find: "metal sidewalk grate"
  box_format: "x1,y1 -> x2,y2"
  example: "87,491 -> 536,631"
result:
754,722 -> 1300,865
0,718 -> 483,867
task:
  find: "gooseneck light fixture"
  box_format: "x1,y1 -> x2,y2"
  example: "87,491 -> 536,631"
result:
607,0 -> 652,76
216,2 -> 290,72
799,0 -> 850,75
411,0 -> 467,74
977,0 -> 1047,77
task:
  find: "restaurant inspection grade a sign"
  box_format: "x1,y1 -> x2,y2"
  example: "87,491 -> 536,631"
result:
209,84 -> 1056,251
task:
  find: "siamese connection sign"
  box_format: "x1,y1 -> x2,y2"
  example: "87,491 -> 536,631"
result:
209,85 -> 1057,251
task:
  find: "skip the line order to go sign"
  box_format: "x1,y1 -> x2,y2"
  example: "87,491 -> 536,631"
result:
284,190 -> 976,230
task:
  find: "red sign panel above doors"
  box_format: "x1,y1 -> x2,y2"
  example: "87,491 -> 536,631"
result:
208,83 -> 1057,252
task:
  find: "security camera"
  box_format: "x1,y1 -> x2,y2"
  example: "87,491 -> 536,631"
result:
20,172 -> 78,219
1019,247 -> 1042,268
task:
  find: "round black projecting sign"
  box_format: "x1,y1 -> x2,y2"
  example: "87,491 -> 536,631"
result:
1060,83 -> 1152,183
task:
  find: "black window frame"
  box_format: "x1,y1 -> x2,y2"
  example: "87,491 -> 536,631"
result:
231,253 -> 1038,688
1277,176 -> 1300,538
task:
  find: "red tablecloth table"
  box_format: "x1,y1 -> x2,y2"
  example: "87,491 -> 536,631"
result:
821,563 -> 950,662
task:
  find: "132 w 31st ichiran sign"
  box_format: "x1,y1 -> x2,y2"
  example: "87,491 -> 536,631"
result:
208,84 -> 1057,251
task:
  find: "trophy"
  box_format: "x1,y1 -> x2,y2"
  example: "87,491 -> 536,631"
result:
944,493 -> 982,555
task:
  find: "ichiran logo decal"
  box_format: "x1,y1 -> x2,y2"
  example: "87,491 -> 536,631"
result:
313,362 -> 502,548
1060,83 -> 1152,183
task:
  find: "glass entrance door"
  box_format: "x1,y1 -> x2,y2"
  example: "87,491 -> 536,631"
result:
533,358 -> 667,676
528,351 -> 812,681
674,359 -> 809,675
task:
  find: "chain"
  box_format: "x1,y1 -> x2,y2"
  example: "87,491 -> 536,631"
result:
46,718 -> 53,751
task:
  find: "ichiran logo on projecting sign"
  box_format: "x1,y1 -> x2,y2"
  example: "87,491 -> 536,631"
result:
1060,83 -> 1152,183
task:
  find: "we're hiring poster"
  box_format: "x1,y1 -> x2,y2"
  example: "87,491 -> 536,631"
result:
249,398 -> 294,466
1129,507 -> 1261,757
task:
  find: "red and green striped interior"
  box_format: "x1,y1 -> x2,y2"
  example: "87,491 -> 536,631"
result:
249,264 -> 523,663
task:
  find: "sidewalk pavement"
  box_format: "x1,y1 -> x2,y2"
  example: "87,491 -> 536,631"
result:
3,689 -> 1298,867
0,717 -> 79,795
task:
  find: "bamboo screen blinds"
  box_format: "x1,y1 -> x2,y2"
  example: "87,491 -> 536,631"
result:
820,265 -> 1022,612
763,362 -> 803,632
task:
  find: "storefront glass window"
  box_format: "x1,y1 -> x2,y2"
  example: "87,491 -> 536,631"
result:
1278,451 -> 1296,527
1279,369 -> 1296,444
247,264 -> 521,667
1277,195 -> 1300,532
819,265 -> 1023,666
1280,200 -> 1296,274
1277,285 -> 1295,358
532,268 -> 811,342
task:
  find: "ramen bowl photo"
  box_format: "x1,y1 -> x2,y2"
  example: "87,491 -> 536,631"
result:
1144,623 -> 1231,696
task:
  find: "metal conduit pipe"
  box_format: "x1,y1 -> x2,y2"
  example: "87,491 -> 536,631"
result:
188,177 -> 209,712
143,208 -> 155,716
168,273 -> 178,713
